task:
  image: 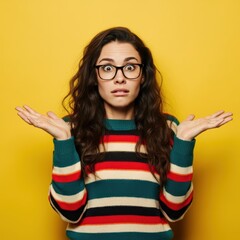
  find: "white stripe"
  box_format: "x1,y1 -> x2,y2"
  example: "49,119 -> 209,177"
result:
67,223 -> 171,233
53,162 -> 80,175
170,163 -> 193,175
87,197 -> 160,209
49,193 -> 87,224
99,143 -> 147,153
85,170 -> 159,184
50,185 -> 86,203
163,183 -> 193,204
49,198 -> 75,223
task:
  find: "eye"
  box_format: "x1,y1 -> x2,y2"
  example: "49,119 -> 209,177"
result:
124,64 -> 136,71
101,65 -> 114,72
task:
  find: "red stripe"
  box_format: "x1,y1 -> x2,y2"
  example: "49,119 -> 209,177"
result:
54,191 -> 87,211
102,135 -> 140,143
52,170 -> 81,183
80,215 -> 168,225
94,161 -> 158,174
167,172 -> 193,182
160,191 -> 193,211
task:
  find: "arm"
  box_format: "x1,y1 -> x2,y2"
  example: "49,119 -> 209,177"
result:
15,105 -> 88,223
160,116 -> 194,222
49,137 -> 87,223
160,111 -> 233,222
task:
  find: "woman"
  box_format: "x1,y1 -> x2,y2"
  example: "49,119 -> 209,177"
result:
16,27 -> 233,240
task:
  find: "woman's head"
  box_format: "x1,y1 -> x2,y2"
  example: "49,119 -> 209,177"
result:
73,26 -> 159,117
64,27 -> 171,189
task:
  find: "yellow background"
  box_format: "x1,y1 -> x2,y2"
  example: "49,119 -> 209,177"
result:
1,0 -> 239,239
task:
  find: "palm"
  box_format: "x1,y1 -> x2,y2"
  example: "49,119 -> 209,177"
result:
177,110 -> 233,141
15,105 -> 71,140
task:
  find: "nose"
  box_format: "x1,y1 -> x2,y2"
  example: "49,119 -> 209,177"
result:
114,68 -> 126,84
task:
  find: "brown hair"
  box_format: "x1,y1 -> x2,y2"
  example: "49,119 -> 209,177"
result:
63,27 -> 172,189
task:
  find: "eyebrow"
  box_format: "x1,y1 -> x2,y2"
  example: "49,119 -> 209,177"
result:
98,57 -> 140,64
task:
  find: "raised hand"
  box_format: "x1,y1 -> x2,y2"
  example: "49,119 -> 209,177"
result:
176,110 -> 233,141
15,105 -> 71,140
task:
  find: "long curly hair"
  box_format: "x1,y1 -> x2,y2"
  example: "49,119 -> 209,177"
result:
63,27 -> 172,189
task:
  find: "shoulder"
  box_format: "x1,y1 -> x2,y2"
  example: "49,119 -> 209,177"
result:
164,113 -> 179,135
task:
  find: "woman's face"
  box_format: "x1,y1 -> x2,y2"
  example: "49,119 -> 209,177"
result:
96,41 -> 143,119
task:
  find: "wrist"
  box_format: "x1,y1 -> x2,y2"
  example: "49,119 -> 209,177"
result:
176,132 -> 193,141
55,131 -> 72,141
55,136 -> 72,141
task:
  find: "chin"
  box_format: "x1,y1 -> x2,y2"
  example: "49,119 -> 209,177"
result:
105,101 -> 135,111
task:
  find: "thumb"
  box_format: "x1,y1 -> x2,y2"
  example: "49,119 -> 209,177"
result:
185,114 -> 195,121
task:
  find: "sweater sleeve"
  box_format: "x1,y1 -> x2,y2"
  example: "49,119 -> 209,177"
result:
159,115 -> 195,222
48,137 -> 87,223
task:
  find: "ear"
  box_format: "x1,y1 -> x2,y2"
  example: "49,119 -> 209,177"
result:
141,76 -> 144,84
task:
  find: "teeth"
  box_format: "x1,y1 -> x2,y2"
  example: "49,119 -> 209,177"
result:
113,90 -> 127,93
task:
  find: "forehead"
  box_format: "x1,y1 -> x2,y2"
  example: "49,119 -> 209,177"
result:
97,41 -> 141,63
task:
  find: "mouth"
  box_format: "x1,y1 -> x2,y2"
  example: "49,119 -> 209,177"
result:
111,89 -> 129,94
111,89 -> 129,97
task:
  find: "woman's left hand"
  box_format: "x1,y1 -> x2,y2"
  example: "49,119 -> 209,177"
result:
176,110 -> 233,141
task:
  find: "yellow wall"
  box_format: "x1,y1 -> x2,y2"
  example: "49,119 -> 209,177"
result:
1,0 -> 239,239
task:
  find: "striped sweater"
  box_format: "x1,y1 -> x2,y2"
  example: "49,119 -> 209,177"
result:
49,116 -> 195,240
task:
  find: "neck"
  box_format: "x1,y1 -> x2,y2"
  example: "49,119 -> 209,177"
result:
104,103 -> 135,120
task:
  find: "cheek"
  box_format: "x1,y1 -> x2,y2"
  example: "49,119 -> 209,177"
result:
131,82 -> 141,97
97,82 -> 109,99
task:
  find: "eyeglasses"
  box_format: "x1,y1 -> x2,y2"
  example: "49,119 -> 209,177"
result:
95,63 -> 143,80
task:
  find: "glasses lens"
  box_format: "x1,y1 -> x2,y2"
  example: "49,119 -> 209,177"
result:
97,64 -> 142,80
123,64 -> 141,79
98,65 -> 116,80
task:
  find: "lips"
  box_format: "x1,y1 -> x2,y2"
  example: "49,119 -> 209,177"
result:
111,89 -> 129,94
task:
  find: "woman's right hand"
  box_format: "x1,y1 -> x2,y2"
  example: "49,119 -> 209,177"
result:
15,105 -> 71,140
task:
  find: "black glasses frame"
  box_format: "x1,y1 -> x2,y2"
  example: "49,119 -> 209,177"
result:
95,64 -> 144,80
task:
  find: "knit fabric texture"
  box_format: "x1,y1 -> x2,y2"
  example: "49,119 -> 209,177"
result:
49,116 -> 195,240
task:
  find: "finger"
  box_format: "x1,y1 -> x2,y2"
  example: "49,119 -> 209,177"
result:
47,111 -> 59,120
16,106 -> 32,122
209,118 -> 225,126
207,114 -> 233,128
186,114 -> 195,121
16,106 -> 38,120
23,105 -> 40,116
15,106 -> 27,114
217,116 -> 233,126
206,110 -> 225,119
19,108 -> 45,127
210,112 -> 233,122
16,111 -> 32,125
221,112 -> 233,118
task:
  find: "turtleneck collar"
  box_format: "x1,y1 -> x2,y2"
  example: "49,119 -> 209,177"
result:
104,119 -> 136,131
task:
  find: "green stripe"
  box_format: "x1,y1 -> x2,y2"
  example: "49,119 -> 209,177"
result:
166,114 -> 179,125
67,230 -> 174,240
104,119 -> 136,130
52,180 -> 85,195
53,138 -> 80,167
165,180 -> 191,196
86,179 -> 159,200
170,136 -> 195,167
